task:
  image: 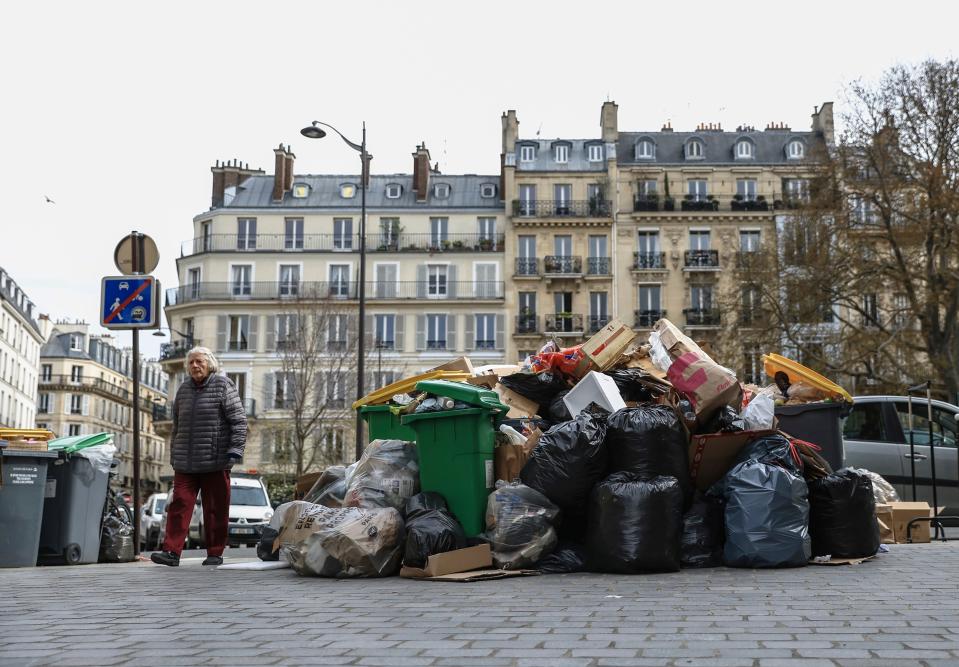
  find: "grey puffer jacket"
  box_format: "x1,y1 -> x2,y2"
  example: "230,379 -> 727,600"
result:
170,373 -> 247,473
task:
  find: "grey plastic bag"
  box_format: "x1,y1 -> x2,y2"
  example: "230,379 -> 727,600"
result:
722,460 -> 811,568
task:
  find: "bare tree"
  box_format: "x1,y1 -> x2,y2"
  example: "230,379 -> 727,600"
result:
720,60 -> 959,398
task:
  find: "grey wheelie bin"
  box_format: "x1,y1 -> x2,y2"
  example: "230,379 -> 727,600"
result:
0,449 -> 58,567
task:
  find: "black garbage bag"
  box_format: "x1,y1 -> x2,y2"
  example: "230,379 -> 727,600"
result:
680,492 -> 725,568
257,527 -> 280,561
695,405 -> 746,435
556,506 -> 589,543
484,482 -> 560,569
604,369 -> 670,402
808,468 -> 880,558
403,510 -> 467,568
404,491 -> 449,521
520,412 -> 608,509
500,370 -> 569,407
606,406 -> 692,506
734,433 -> 803,477
586,473 -> 684,573
98,514 -> 134,563
722,460 -> 811,568
548,391 -> 572,423
537,542 -> 588,574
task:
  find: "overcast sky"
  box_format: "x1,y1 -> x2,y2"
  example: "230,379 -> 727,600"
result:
2,0 -> 956,359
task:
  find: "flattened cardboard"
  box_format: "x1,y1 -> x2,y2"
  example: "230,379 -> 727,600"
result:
400,543 -> 492,578
688,429 -> 779,492
493,384 -> 540,418
427,356 -> 475,375
414,569 -> 540,582
581,319 -> 637,373
810,555 -> 876,566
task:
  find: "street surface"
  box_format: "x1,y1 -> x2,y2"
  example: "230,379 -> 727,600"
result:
4,542 -> 959,666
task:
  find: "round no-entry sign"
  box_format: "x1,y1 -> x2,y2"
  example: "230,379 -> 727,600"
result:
114,232 -> 159,275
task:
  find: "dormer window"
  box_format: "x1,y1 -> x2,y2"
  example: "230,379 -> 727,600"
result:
787,139 -> 805,159
685,139 -> 704,160
433,183 -> 451,199
480,183 -> 497,198
385,183 -> 403,199
339,183 -> 356,199
292,183 -> 310,198
519,144 -> 536,162
554,144 -> 569,163
735,139 -> 754,160
635,139 -> 656,160
587,144 -> 604,162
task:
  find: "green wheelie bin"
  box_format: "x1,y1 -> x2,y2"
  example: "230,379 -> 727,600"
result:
400,380 -> 508,536
359,405 -> 417,443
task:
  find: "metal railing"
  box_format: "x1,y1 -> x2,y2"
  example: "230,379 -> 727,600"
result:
634,309 -> 666,327
180,232 -> 506,257
633,252 -> 666,270
515,258 -> 539,276
544,313 -> 584,333
515,314 -> 538,334
588,315 -> 611,334
684,250 -> 720,268
684,308 -> 721,326
167,281 -> 505,305
587,257 -> 611,275
512,199 -> 612,218
373,233 -> 505,253
159,338 -> 197,361
39,375 -> 168,413
543,256 -> 583,275
632,193 -> 793,213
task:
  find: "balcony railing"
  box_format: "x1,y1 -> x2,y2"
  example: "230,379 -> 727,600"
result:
588,315 -> 611,334
515,314 -> 538,334
543,256 -> 583,275
633,252 -> 667,270
512,199 -> 612,218
684,250 -> 720,269
515,258 -> 539,276
586,257 -> 611,275
159,338 -> 197,362
544,313 -> 584,334
167,281 -> 505,305
632,193 -> 790,213
684,308 -> 721,326
39,375 -> 168,413
634,309 -> 666,328
181,233 -> 505,256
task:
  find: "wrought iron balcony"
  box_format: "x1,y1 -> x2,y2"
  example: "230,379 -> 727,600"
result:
632,192 -> 786,213
512,199 -> 612,218
515,314 -> 538,334
588,315 -> 611,334
166,281 -> 505,305
586,257 -> 611,276
180,232 -> 506,257
159,338 -> 197,362
684,308 -> 721,326
373,233 -> 505,253
515,258 -> 539,276
634,309 -> 666,328
633,252 -> 666,270
730,195 -> 772,212
684,250 -> 720,269
544,313 -> 584,334
543,256 -> 583,275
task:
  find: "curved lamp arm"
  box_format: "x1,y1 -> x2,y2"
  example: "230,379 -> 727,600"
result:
306,120 -> 363,153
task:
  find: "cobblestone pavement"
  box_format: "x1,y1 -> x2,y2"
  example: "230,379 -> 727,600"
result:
4,543 -> 959,667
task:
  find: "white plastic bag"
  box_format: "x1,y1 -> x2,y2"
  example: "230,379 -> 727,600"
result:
75,443 -> 117,475
499,424 -> 527,447
742,393 -> 776,430
647,331 -> 673,373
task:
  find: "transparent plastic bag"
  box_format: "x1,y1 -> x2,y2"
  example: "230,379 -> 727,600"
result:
73,443 -> 117,475
343,440 -> 419,511
855,468 -> 900,504
742,393 -> 776,430
484,481 -> 560,569
648,331 -> 673,373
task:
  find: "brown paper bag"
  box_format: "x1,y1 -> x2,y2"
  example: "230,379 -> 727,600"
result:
493,427 -> 541,483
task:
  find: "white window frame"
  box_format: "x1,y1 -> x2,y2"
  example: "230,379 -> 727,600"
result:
739,229 -> 762,252
787,140 -> 804,159
433,183 -> 451,199
70,334 -> 83,351
327,262 -> 352,298
228,263 -> 254,297
736,178 -> 758,200
333,217 -> 353,251
426,314 -> 448,350
236,217 -> 257,250
519,145 -> 535,162
688,179 -> 708,201
374,314 -> 396,350
228,315 -> 250,352
480,183 -> 497,198
473,262 -> 499,298
277,263 -> 302,297
339,183 -> 357,199
373,261 -> 399,298
477,217 -> 496,240
426,264 -> 449,298
474,314 -> 496,350
292,183 -> 310,198
554,144 -> 569,163
735,140 -> 753,159
685,139 -> 704,160
587,144 -> 603,162
689,229 -> 711,251
186,265 -> 202,300
638,283 -> 662,312
284,217 -> 304,250
635,139 -> 655,160
385,183 -> 402,199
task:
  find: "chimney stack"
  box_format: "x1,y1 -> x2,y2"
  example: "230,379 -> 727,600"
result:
272,144 -> 288,202
283,146 -> 295,192
600,101 -> 618,143
412,143 -> 432,202
811,101 -> 834,146
211,158 -> 265,208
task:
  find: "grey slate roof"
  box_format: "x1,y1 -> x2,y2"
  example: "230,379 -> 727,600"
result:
40,332 -> 91,361
616,130 -> 823,166
515,139 -> 606,172
226,174 -> 503,210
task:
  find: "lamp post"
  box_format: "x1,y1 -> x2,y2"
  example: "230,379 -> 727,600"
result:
301,120 -> 370,462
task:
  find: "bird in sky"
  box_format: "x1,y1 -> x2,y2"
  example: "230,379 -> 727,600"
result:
44,195 -> 56,204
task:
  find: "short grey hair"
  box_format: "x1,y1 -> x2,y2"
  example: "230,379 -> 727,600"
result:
185,346 -> 219,374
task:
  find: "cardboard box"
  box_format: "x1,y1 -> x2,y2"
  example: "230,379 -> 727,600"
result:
875,504 -> 894,544
427,357 -> 474,375
400,544 -> 539,581
578,319 -> 637,376
493,384 -> 540,418
688,429 -> 779,492
887,501 -> 934,543
294,471 -> 323,499
563,370 -> 626,417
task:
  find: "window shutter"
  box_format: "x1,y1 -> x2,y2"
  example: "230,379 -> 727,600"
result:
416,265 -> 427,299
446,314 -> 456,352
265,316 -> 276,352
260,430 -> 272,463
447,265 -> 458,298
82,395 -> 89,416
263,371 -> 275,410
415,315 -> 426,351
216,315 -> 228,352
365,314 -> 375,348
315,373 -> 324,408
495,314 -> 505,351
248,315 -> 259,352
394,314 -> 405,352
464,314 -> 475,351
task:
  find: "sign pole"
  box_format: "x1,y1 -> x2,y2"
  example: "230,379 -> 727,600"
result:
132,328 -> 141,556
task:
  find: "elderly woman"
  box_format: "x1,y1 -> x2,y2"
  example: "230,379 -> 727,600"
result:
152,347 -> 248,567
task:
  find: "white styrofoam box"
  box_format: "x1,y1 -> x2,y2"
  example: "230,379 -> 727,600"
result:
563,370 -> 626,417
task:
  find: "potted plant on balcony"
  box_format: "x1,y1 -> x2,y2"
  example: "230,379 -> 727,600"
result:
478,236 -> 494,251
452,239 -> 464,250
756,194 -> 768,211
732,193 -> 744,211
706,194 -> 718,211
682,194 -> 694,211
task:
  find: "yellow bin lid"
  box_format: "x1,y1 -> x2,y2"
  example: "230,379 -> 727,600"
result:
762,353 -> 853,404
352,370 -> 471,410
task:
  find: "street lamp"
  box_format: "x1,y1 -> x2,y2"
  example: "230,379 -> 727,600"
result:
301,119 -> 370,462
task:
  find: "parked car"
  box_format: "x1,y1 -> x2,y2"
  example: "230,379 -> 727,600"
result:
139,493 -> 167,550
843,395 -> 959,517
188,474 -> 274,549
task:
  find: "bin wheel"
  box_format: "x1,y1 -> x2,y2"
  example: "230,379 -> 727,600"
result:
64,544 -> 82,565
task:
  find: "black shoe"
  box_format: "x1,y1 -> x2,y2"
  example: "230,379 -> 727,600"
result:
150,551 -> 180,567
202,555 -> 223,566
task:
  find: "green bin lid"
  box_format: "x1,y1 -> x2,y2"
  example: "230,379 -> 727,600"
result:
413,379 -> 509,417
48,432 -> 114,453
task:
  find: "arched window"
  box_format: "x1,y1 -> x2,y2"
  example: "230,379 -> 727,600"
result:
787,140 -> 805,159
685,138 -> 704,160
735,139 -> 754,159
635,138 -> 655,160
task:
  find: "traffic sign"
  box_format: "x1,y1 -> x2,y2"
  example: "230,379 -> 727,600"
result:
114,232 -> 160,275
100,276 -> 160,329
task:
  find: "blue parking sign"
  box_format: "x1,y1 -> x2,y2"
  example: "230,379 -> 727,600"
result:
100,276 -> 160,329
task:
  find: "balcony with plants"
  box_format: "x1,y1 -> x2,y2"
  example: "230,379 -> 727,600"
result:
512,199 -> 612,218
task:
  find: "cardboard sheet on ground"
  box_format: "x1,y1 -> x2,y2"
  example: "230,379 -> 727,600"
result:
400,543 -> 539,582
809,555 -> 876,566
217,560 -> 292,571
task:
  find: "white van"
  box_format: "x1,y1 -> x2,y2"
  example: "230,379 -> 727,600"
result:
187,474 -> 274,549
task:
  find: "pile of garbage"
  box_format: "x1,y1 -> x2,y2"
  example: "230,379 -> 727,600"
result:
261,317 -> 884,578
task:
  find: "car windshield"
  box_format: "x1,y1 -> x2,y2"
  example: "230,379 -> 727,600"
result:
231,486 -> 268,506
155,499 -> 166,513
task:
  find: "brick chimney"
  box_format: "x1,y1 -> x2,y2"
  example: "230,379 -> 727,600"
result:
272,144 -> 288,203
283,146 -> 295,192
811,102 -> 835,146
211,158 -> 264,208
412,143 -> 432,202
600,101 -> 618,143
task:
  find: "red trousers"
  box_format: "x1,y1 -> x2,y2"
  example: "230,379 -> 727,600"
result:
162,470 -> 231,556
